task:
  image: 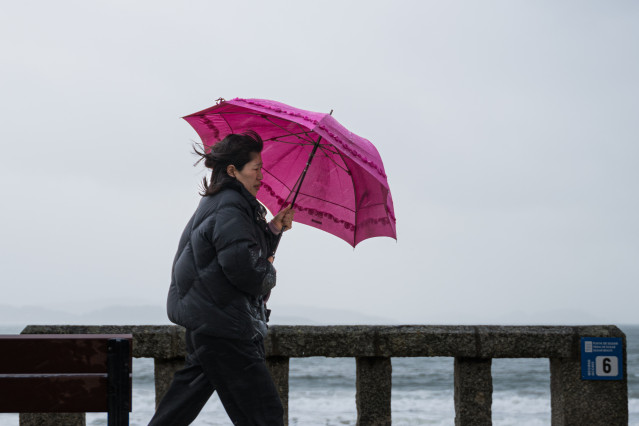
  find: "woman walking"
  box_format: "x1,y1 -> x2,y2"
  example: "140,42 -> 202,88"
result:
149,131 -> 293,425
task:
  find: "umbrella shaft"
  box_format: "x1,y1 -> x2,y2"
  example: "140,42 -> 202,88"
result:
272,135 -> 322,256
290,135 -> 322,208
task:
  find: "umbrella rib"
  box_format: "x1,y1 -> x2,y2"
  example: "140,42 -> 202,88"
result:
261,170 -> 356,216
353,201 -> 387,210
262,168 -> 296,193
210,111 -> 295,119
260,116 -> 316,144
210,111 -> 311,139
199,111 -> 339,152
317,145 -> 349,174
286,191 -> 356,212
220,113 -> 234,135
211,111 -> 313,143
332,149 -> 358,245
209,113 -> 325,151
261,167 -> 357,213
268,139 -> 341,156
213,111 -> 303,121
312,141 -> 339,155
268,136 -> 318,147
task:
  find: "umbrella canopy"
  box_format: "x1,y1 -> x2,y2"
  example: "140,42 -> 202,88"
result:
183,98 -> 396,247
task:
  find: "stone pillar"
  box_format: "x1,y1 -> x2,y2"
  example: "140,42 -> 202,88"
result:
355,357 -> 392,426
154,357 -> 185,409
550,357 -> 628,425
267,356 -> 290,425
454,357 -> 492,426
20,413 -> 84,426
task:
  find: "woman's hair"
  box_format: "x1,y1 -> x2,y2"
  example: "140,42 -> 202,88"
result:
194,131 -> 264,196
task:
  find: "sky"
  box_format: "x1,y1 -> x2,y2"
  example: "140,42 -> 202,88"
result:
1,1 -> 638,325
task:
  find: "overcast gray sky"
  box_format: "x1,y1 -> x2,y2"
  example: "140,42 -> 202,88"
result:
1,1 -> 638,325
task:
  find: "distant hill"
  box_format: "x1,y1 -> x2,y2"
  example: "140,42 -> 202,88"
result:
0,303 -> 396,328
0,304 -> 169,326
1,303 -> 617,329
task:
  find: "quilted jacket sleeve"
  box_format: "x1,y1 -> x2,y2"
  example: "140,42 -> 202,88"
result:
213,195 -> 276,297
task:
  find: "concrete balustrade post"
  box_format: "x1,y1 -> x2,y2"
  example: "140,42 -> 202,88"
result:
454,357 -> 492,426
20,413 -> 85,426
153,357 -> 185,408
266,356 -> 290,425
550,356 -> 628,425
355,356 -> 392,426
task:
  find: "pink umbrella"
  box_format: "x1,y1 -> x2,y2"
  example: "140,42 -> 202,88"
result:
183,98 -> 396,249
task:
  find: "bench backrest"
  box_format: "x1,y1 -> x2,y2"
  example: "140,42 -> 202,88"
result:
0,334 -> 132,414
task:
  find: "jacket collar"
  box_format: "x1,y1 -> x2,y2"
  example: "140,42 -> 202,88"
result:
223,179 -> 267,222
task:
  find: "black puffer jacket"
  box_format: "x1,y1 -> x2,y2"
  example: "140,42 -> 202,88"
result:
167,180 -> 276,340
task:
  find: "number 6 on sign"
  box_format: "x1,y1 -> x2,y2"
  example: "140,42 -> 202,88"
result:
581,337 -> 623,380
596,356 -> 618,376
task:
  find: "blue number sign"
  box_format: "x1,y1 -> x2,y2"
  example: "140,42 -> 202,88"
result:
581,337 -> 623,381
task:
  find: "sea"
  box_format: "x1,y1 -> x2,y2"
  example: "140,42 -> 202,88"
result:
1,324 -> 638,426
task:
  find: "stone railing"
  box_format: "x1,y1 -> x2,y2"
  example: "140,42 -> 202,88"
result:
19,324 -> 627,425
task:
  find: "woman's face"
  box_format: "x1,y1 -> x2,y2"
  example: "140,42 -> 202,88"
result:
231,152 -> 263,196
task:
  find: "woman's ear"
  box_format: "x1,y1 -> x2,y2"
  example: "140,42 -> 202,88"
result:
226,164 -> 236,178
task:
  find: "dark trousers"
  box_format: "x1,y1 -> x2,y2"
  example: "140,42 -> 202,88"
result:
148,331 -> 283,426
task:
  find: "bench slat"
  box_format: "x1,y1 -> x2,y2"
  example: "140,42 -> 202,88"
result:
0,335 -> 131,374
0,376 -> 111,412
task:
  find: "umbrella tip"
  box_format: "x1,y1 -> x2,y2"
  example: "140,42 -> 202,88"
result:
329,109 -> 334,115
215,97 -> 226,105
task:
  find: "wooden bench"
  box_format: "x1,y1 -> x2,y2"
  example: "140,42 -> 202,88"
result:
0,334 -> 132,426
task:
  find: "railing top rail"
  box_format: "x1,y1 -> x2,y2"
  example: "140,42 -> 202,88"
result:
21,324 -> 624,359
266,325 -> 625,358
